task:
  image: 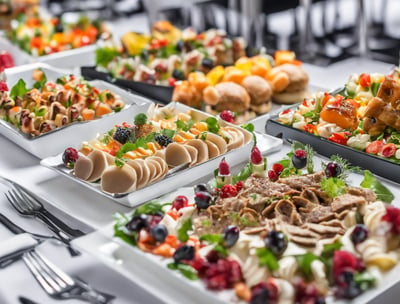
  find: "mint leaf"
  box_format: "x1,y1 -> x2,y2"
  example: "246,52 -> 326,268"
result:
133,201 -> 166,216
354,271 -> 376,291
205,117 -> 220,134
296,253 -> 319,278
256,247 -> 279,271
10,79 -> 28,99
360,170 -> 394,203
200,234 -> 228,256
113,212 -> 137,246
321,239 -> 342,258
178,218 -> 192,242
167,263 -> 198,280
320,177 -> 347,198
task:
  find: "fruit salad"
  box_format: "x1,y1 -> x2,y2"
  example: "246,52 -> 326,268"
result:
8,12 -> 107,56
62,104 -> 252,194
0,69 -> 125,136
277,71 -> 400,163
113,142 -> 398,303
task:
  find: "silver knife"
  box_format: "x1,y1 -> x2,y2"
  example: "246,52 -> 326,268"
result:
0,234 -> 38,268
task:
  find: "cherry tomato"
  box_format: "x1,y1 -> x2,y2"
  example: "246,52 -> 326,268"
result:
359,73 -> 371,88
328,132 -> 349,146
365,140 -> 384,155
381,143 -> 397,158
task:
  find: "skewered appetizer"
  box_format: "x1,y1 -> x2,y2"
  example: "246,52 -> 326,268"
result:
61,104 -> 252,194
278,71 -> 400,162
113,142 -> 397,303
8,12 -> 107,56
0,70 -> 125,136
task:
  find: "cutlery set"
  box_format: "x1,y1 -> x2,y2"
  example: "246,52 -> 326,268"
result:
0,179 -> 115,303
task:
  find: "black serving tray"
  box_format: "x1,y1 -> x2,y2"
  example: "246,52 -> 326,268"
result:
81,66 -> 173,104
265,110 -> 400,184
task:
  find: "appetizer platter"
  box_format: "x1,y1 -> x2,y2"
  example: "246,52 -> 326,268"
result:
41,102 -> 282,207
1,11 -> 108,69
0,63 -> 152,158
72,142 -> 400,304
266,71 -> 400,183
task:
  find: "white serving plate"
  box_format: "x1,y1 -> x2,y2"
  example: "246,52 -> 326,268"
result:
0,36 -> 96,70
41,102 -> 283,207
1,63 -> 153,159
72,181 -> 400,304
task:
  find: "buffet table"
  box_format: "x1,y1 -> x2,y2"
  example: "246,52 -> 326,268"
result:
1,57 -> 400,304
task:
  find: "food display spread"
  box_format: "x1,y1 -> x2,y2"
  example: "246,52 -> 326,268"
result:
59,103 -> 252,195
0,69 -> 125,137
7,12 -> 107,56
275,71 -> 400,164
112,142 -> 398,303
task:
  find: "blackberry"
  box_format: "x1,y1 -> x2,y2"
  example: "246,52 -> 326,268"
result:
113,127 -> 131,144
155,134 -> 173,147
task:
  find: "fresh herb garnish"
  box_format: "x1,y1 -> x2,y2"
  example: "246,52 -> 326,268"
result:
175,119 -> 193,131
320,177 -> 347,198
133,201 -> 167,216
113,212 -> 137,246
134,113 -> 148,125
200,234 -> 228,257
360,170 -> 394,203
256,247 -> 279,271
33,69 -> 47,91
177,218 -> 192,242
205,117 -> 220,134
95,47 -> 120,68
296,253 -> 319,279
167,262 -> 198,280
116,133 -> 156,158
10,79 -> 29,99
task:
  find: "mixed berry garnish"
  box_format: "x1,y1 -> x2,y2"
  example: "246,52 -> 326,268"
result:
62,147 -> 79,168
325,162 -> 342,178
113,126 -> 131,144
125,214 -> 149,232
267,169 -> 279,182
250,280 -> 278,304
381,206 -> 400,234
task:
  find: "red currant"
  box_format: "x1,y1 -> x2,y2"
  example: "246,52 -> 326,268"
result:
272,163 -> 284,175
219,110 -> 235,123
268,170 -> 279,181
172,195 -> 189,211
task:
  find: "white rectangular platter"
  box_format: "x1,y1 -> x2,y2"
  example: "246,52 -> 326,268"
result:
41,102 -> 283,207
1,63 -> 153,159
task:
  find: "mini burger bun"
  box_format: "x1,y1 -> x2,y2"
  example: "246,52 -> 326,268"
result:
272,89 -> 311,104
203,82 -> 250,113
241,75 -> 273,106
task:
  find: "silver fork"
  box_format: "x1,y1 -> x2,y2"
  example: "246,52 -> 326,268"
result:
4,183 -> 85,238
5,189 -> 81,257
23,250 -> 115,303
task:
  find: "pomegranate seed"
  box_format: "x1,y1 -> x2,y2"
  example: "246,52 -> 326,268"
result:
219,184 -> 238,198
251,146 -> 263,165
219,157 -> 230,175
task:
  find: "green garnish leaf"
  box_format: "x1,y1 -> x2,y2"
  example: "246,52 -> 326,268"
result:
134,113 -> 148,125
176,119 -> 193,131
161,128 -> 175,138
10,79 -> 29,99
33,107 -> 47,117
113,212 -> 137,246
241,123 -> 254,133
205,117 -> 220,134
177,218 -> 192,242
33,70 -> 47,91
321,239 -> 342,258
95,47 -> 120,68
354,271 -> 376,291
256,247 -> 279,271
320,177 -> 347,198
296,253 -> 319,278
370,82 -> 381,97
303,111 -> 319,123
167,263 -> 198,280
114,158 -> 125,168
116,133 -> 155,158
200,234 -> 228,256
133,201 -> 166,216
360,170 -> 394,203
232,162 -> 253,184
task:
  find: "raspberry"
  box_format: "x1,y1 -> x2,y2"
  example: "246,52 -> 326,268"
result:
218,157 -> 230,175
219,184 -> 238,198
251,146 -> 263,165
382,206 -> 400,234
268,170 -> 279,181
219,110 -> 235,123
272,163 -> 284,175
333,250 -> 361,280
0,81 -> 8,91
206,274 -> 229,290
235,181 -> 244,192
205,250 -> 220,263
188,257 -> 209,278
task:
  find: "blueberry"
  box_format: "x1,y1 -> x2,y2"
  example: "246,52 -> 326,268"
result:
194,191 -> 212,209
223,225 -> 240,248
350,224 -> 368,245
250,287 -> 269,304
125,214 -> 149,232
113,126 -> 131,144
172,69 -> 185,80
175,40 -> 184,52
154,134 -> 173,147
173,245 -> 195,263
201,58 -> 214,69
194,183 -> 210,194
325,162 -> 342,178
292,149 -> 307,169
150,224 -> 168,243
265,231 -> 288,256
